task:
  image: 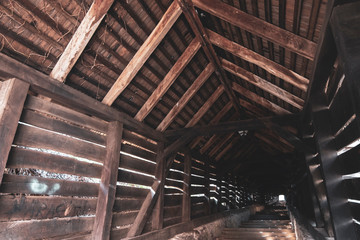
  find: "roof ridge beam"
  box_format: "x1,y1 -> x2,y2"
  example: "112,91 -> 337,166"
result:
156,62 -> 215,131
50,0 -> 114,82
222,58 -> 304,109
177,0 -> 244,117
102,1 -> 182,105
207,29 -> 309,92
193,0 -> 316,60
135,38 -> 202,122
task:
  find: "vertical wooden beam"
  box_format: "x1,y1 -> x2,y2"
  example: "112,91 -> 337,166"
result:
102,1 -> 182,105
50,0 -> 114,82
0,78 -> 29,184
204,159 -> 211,215
311,93 -> 356,239
92,121 -> 123,240
152,143 -> 165,230
182,150 -> 191,222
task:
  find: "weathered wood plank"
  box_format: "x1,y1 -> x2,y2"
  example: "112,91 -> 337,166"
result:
123,130 -> 157,153
193,0 -> 316,60
7,147 -> 102,178
102,1 -> 182,105
21,109 -> 106,146
0,174 -> 99,196
120,154 -> 156,176
207,29 -> 309,91
157,63 -> 215,131
13,124 -> 106,163
24,95 -> 107,133
0,78 -> 29,184
0,195 -> 97,221
92,122 -> 123,240
0,216 -> 94,239
121,144 -> 156,162
221,58 -> 304,109
50,0 -> 114,82
135,38 -> 201,121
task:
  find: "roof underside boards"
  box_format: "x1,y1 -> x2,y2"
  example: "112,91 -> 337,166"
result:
0,0 -> 328,191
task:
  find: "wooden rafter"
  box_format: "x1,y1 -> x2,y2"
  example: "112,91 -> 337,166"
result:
221,58 -> 304,109
156,63 -> 215,131
50,0 -> 114,82
192,0 -> 316,60
135,38 -> 202,121
177,0 -> 244,117
209,133 -> 235,157
185,85 -> 225,128
189,101 -> 233,149
102,1 -> 182,105
215,135 -> 240,161
207,29 -> 309,92
232,82 -> 290,115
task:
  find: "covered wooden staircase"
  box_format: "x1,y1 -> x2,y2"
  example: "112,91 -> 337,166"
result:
218,206 -> 296,240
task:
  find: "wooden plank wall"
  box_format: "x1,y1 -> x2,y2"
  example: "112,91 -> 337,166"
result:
0,78 -> 256,239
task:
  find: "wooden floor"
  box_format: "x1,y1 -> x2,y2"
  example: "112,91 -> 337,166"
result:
218,206 -> 296,240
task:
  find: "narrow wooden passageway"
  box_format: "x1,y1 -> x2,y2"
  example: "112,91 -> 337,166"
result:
218,205 -> 296,240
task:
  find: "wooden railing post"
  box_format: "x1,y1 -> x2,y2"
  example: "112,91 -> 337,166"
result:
92,121 -> 123,240
0,78 -> 29,185
182,150 -> 191,222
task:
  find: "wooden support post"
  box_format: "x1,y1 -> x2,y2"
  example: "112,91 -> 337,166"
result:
127,144 -> 165,237
204,159 -> 211,215
218,175 -> 224,212
311,93 -> 356,239
92,121 -> 123,240
0,78 -> 29,184
152,143 -> 165,231
182,151 -> 191,222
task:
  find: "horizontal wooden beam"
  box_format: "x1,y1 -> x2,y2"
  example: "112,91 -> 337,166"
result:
50,0 -> 114,82
0,53 -> 165,141
135,38 -> 201,121
221,58 -> 304,109
102,1 -> 182,105
193,0 -> 316,60
232,82 -> 290,115
157,63 -> 215,131
207,29 -> 309,91
165,114 -> 298,138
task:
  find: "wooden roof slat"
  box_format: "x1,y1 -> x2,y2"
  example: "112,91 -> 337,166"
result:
215,135 -> 240,161
207,29 -> 309,92
193,0 -> 317,60
232,82 -> 290,115
50,0 -> 114,82
102,1 -> 182,105
156,63 -> 215,131
209,133 -> 235,157
134,38 -> 201,122
177,0 -> 244,117
185,85 -> 225,128
221,58 -> 304,109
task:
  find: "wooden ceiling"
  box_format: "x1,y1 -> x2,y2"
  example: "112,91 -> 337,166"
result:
0,0 -> 329,190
